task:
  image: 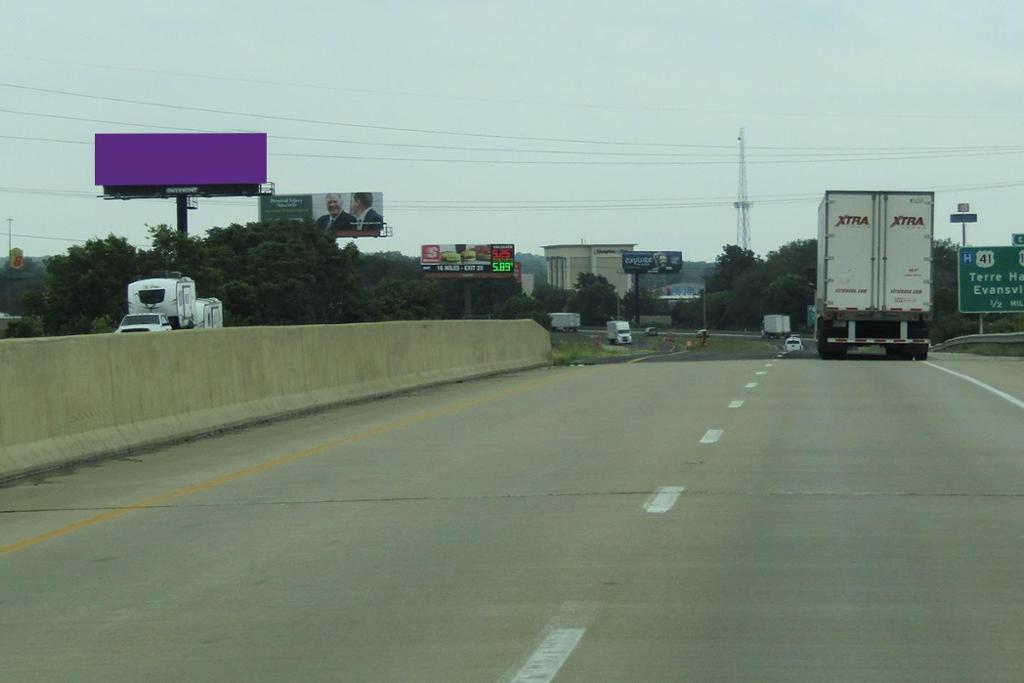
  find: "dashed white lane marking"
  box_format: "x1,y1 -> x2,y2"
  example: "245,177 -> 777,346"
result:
509,629 -> 585,682
756,371 -> 767,375
923,362 -> 1024,411
643,486 -> 685,513
728,400 -> 744,408
765,363 -> 774,367
507,602 -> 598,683
745,382 -> 758,389
700,429 -> 724,444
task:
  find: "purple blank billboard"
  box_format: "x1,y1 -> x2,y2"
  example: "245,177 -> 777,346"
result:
95,133 -> 267,186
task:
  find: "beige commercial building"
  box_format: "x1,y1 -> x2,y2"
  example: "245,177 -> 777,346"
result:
543,243 -> 636,295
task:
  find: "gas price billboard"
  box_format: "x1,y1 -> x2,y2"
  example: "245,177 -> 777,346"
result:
621,251 -> 683,274
420,244 -> 515,278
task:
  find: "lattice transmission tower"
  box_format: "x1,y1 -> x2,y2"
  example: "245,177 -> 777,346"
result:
733,127 -> 752,250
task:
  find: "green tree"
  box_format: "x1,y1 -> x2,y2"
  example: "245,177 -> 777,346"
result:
39,234 -> 145,335
620,286 -> 668,321
496,293 -> 551,329
705,245 -> 760,293
531,282 -> 578,313
202,221 -> 373,326
374,278 -> 441,320
3,315 -> 44,338
0,256 -> 46,317
359,251 -> 421,286
574,273 -> 618,325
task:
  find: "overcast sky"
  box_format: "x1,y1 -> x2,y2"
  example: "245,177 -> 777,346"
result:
2,1 -> 1022,262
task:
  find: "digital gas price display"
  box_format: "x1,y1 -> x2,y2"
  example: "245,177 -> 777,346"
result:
420,243 -> 516,279
490,244 -> 514,273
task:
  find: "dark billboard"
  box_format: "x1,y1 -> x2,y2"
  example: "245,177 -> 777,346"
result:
95,133 -> 267,186
621,251 -> 683,274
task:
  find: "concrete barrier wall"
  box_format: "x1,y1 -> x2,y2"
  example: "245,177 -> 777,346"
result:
0,320 -> 551,481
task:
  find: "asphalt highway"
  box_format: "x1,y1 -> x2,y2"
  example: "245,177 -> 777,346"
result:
2,351 -> 1023,682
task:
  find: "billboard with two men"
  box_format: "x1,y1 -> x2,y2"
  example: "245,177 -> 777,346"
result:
259,192 -> 384,237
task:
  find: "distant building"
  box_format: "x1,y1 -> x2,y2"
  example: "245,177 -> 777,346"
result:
657,281 -> 704,302
543,243 -> 636,295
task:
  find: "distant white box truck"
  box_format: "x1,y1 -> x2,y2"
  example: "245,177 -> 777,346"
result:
550,312 -> 581,331
816,190 -> 933,360
606,320 -> 632,345
128,276 -> 196,329
761,314 -> 791,339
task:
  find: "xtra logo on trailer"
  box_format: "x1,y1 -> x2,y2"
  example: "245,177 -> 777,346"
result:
834,216 -> 870,226
889,216 -> 925,227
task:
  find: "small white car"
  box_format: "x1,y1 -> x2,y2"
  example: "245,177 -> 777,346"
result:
115,313 -> 173,333
784,335 -> 804,351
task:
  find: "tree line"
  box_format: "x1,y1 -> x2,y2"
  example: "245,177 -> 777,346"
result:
4,222 -> 1019,341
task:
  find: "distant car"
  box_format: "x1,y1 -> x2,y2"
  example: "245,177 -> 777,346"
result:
784,335 -> 804,351
115,313 -> 173,333
644,326 -> 658,336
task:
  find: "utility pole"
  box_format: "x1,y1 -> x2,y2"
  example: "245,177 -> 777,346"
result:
5,218 -> 11,315
702,279 -> 707,330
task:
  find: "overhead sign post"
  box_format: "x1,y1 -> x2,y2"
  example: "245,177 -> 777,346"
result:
950,208 -> 978,247
957,246 -> 1024,313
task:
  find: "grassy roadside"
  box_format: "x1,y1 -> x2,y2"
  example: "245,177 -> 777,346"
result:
943,343 -> 1024,357
550,342 -> 623,365
549,330 -> 780,364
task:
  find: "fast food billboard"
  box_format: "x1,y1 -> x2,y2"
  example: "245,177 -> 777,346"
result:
95,133 -> 267,187
420,244 -> 516,278
259,192 -> 384,237
621,251 -> 683,274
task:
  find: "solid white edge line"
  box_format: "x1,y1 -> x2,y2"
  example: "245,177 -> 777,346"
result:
643,486 -> 685,513
509,628 -> 586,683
728,400 -> 744,408
700,429 -> 724,444
923,361 -> 1024,411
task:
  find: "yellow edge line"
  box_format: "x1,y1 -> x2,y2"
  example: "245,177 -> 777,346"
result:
0,370 -> 570,558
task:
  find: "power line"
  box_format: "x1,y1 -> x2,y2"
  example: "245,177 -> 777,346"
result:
3,107 -> 1024,158
3,52 -> 1020,121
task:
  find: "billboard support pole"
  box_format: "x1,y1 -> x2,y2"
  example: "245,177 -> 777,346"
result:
463,280 -> 472,318
633,273 -> 641,326
176,196 -> 189,235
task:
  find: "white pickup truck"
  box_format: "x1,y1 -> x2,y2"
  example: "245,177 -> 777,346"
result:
114,313 -> 173,333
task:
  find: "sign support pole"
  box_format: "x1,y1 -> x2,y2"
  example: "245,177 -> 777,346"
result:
463,280 -> 472,319
5,218 -> 11,315
633,273 -> 641,325
176,196 -> 189,235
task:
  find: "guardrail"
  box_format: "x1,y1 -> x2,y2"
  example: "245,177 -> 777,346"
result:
931,332 -> 1024,351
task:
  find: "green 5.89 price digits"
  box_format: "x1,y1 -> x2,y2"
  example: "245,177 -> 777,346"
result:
491,261 -> 513,272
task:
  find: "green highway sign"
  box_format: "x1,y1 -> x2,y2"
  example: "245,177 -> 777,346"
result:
958,246 -> 1024,313
1013,234 -> 1024,246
